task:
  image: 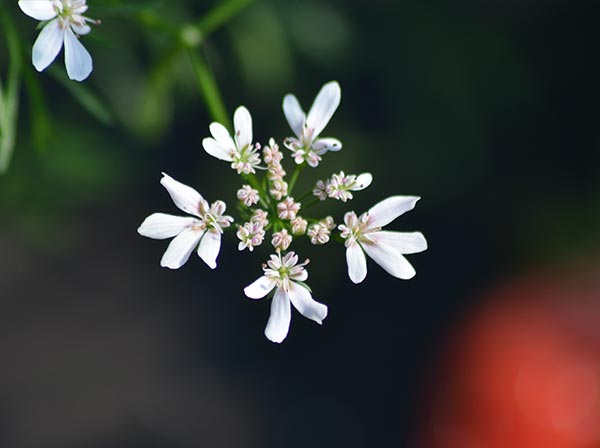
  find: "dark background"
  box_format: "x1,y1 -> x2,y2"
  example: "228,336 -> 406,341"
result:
1,0 -> 599,446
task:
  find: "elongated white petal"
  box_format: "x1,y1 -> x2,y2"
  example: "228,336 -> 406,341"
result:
361,240 -> 417,280
70,22 -> 91,35
264,287 -> 291,343
371,231 -> 428,254
306,81 -> 341,138
346,243 -> 367,284
244,276 -> 276,299
63,27 -> 92,81
282,94 -> 306,138
353,173 -> 373,191
18,0 -> 57,20
202,137 -> 234,162
368,196 -> 420,229
312,137 -> 342,154
137,213 -> 195,240
160,173 -> 204,218
32,19 -> 64,72
288,282 -> 328,324
197,228 -> 220,269
233,106 -> 253,150
160,228 -> 203,269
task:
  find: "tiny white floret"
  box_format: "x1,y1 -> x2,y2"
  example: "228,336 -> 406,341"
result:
244,252 -> 328,343
19,0 -> 98,81
137,173 -> 233,270
338,196 -> 427,283
283,81 -> 342,167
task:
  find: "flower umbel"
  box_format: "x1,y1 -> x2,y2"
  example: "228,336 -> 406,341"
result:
244,252 -> 328,343
18,0 -> 98,81
137,173 -> 233,269
139,80 -> 428,343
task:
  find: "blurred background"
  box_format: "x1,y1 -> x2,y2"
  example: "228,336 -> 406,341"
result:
1,0 -> 599,446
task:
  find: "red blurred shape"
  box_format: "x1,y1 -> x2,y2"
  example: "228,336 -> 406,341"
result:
418,263 -> 600,448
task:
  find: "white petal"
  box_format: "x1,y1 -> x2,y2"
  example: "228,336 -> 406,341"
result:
32,19 -> 64,73
370,231 -> 427,254
209,122 -> 236,152
71,22 -> 91,35
282,94 -> 306,138
137,213 -> 196,240
346,243 -> 367,284
264,287 -> 291,343
160,228 -> 203,269
18,0 -> 57,20
353,173 -> 373,191
361,240 -> 417,280
63,27 -> 92,81
312,137 -> 342,154
368,196 -> 420,229
202,137 -> 234,162
244,276 -> 276,299
287,282 -> 328,324
233,106 -> 253,150
160,173 -> 205,218
197,228 -> 221,270
306,81 -> 341,138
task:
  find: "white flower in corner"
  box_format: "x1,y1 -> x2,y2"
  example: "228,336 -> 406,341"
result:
283,81 -> 342,167
244,252 -> 328,343
138,173 -> 233,269
202,106 -> 261,174
18,0 -> 97,81
339,196 -> 428,284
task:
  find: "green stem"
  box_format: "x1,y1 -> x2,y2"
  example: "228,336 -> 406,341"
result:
302,197 -> 320,210
193,0 -> 254,39
297,189 -> 314,202
0,8 -> 22,174
186,48 -> 230,128
288,163 -> 305,196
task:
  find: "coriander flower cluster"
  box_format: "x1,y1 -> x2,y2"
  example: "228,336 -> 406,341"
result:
138,81 -> 428,343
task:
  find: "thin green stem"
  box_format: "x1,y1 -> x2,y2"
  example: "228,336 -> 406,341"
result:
186,48 -> 230,128
287,163 -> 305,196
297,189 -> 314,203
193,0 -> 254,39
0,8 -> 22,174
302,197 -> 320,210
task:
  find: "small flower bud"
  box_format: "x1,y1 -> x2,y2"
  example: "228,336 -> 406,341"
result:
251,209 -> 269,227
277,197 -> 300,220
271,229 -> 292,252
313,180 -> 328,201
291,217 -> 308,235
237,185 -> 260,206
307,222 -> 331,245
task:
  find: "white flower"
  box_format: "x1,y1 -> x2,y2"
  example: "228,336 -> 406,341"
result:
137,173 -> 233,270
326,171 -> 372,202
250,209 -> 269,227
202,106 -> 261,174
18,0 -> 97,81
244,252 -> 328,343
283,81 -> 342,167
338,196 -> 428,284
